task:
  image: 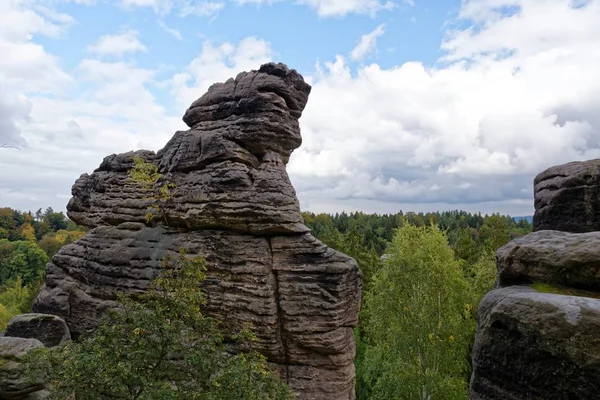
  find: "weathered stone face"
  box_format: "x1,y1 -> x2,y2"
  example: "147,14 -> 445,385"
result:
4,313 -> 71,348
470,287 -> 600,400
533,159 -> 600,232
496,230 -> 600,291
32,63 -> 362,400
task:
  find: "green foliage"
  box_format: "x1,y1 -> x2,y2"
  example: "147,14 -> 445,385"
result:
0,276 -> 38,330
0,239 -> 48,286
359,224 -> 474,400
128,157 -> 176,224
25,251 -> 292,400
467,251 -> 498,310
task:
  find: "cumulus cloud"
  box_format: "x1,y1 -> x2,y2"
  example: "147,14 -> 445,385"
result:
87,29 -> 147,57
0,92 -> 30,148
0,1 -> 182,213
3,0 -> 600,219
350,24 -> 386,61
170,36 -> 273,108
287,0 -> 600,215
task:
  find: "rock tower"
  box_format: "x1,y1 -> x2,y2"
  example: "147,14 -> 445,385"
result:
33,63 -> 363,399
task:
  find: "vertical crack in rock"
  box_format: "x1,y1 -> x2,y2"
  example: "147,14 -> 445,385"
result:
267,236 -> 290,383
33,63 -> 362,399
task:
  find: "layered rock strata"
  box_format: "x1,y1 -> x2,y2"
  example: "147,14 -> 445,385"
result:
4,313 -> 71,348
470,159 -> 600,400
533,159 -> 600,232
32,63 -> 362,399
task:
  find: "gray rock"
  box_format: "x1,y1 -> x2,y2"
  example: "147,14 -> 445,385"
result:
470,286 -> 600,400
66,63 -> 311,235
4,313 -> 71,348
533,159 -> 600,232
33,63 -> 362,399
0,337 -> 45,400
496,230 -> 600,291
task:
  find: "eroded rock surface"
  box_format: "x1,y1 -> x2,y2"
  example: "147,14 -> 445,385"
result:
4,314 -> 71,348
533,159 -> 600,232
33,63 -> 362,399
470,286 -> 600,400
496,230 -> 600,291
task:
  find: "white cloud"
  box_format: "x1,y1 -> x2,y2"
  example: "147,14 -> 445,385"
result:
295,0 -> 395,17
288,0 -> 600,215
87,29 -> 147,57
0,1 -> 182,213
235,0 -> 395,17
4,0 -> 600,219
158,20 -> 183,40
124,0 -> 395,18
170,36 -> 274,108
120,0 -> 225,17
350,24 -> 386,61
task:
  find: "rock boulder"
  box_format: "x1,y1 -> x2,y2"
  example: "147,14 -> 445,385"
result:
496,230 -> 600,291
533,159 -> 600,232
4,314 -> 71,348
32,63 -> 362,400
470,286 -> 600,400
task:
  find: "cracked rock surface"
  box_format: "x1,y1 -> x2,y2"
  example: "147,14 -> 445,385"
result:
32,63 -> 362,400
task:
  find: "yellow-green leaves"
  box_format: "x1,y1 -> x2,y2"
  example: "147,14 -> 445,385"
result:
128,156 -> 176,225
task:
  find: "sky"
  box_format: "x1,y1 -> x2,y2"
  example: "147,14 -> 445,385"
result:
1,0 -> 600,217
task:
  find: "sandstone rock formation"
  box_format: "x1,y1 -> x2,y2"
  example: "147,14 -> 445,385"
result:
471,159 -> 600,400
0,337 -> 47,399
4,314 -> 71,348
533,159 -> 600,232
32,63 -> 362,399
471,286 -> 600,400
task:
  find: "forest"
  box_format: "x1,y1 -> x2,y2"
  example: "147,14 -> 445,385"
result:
1,205 -> 532,398
0,207 -> 86,329
301,210 -> 532,398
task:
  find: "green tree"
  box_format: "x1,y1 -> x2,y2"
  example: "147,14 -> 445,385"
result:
0,240 -> 48,286
479,214 -> 511,252
359,224 -> 474,400
0,276 -> 37,329
26,252 -> 292,400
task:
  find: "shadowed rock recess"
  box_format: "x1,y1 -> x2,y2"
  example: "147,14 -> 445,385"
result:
32,63 -> 362,399
470,159 -> 600,400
